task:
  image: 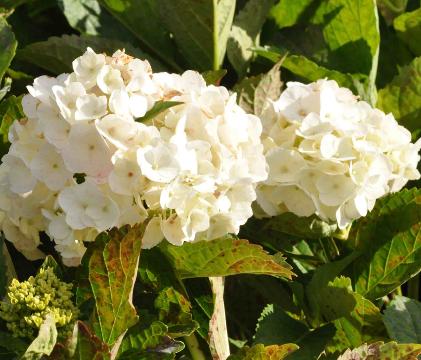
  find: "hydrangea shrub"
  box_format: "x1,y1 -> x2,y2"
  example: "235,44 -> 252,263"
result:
0,1 -> 420,359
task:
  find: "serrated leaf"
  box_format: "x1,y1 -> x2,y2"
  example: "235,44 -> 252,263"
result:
254,59 -> 284,116
158,0 -> 236,71
159,235 -> 294,279
349,188 -> 421,300
253,46 -> 364,94
321,277 -> 387,353
0,95 -> 23,143
377,56 -> 421,133
253,304 -> 336,360
337,341 -> 421,360
227,0 -> 274,77
51,321 -> 111,360
0,18 -> 16,83
254,304 -> 308,345
313,0 -> 380,77
383,295 -> 421,343
0,235 -> 16,299
228,343 -> 298,360
154,287 -> 198,338
22,314 -> 57,360
266,212 -> 338,240
306,253 -> 360,321
89,225 -> 147,346
202,69 -> 227,86
17,34 -> 164,75
136,101 -> 183,123
58,0 -> 136,42
118,321 -> 184,360
97,0 -> 179,71
394,8 -> 421,56
269,0 -> 314,28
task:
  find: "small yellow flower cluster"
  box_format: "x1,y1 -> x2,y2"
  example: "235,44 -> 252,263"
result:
0,267 -> 78,339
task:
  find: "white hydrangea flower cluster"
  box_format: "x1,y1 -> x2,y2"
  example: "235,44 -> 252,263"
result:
0,48 -> 267,266
257,79 -> 421,228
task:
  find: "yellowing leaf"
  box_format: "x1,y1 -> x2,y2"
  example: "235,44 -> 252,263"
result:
159,235 -> 294,279
89,225 -> 147,346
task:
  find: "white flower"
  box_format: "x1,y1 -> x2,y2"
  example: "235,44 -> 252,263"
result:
72,47 -> 106,88
75,94 -> 107,121
0,47 -> 268,265
58,180 -> 119,232
258,79 -> 421,228
62,122 -> 113,180
97,65 -> 124,94
30,143 -> 72,191
137,141 -> 180,183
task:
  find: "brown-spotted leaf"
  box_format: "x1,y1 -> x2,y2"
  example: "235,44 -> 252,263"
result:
89,224 -> 147,346
337,341 -> 421,360
51,321 -> 111,360
159,235 -> 294,279
349,188 -> 421,300
228,343 -> 299,360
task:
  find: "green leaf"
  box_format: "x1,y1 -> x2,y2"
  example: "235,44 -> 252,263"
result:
159,235 -> 294,279
269,0 -> 314,29
394,8 -> 421,56
154,287 -> 198,338
337,341 -> 421,360
158,0 -> 236,70
254,59 -> 283,116
89,225 -> 147,346
349,188 -> 421,300
228,343 -> 299,360
22,314 -> 57,360
17,34 -> 164,75
377,56 -> 421,133
0,18 -> 16,83
0,332 -> 27,357
202,69 -> 227,85
378,341 -> 421,359
322,277 -> 387,353
254,304 -> 308,345
136,101 -> 183,123
58,0 -> 136,42
0,235 -> 16,299
227,0 -> 274,77
265,212 -> 338,240
0,77 -> 12,102
38,255 -> 63,279
118,321 -> 184,360
383,295 -> 421,343
97,0 -> 179,71
0,95 -> 23,143
253,304 -> 336,360
253,46 -> 364,93
313,0 -> 380,76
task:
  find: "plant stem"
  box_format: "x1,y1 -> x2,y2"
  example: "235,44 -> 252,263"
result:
209,276 -> 230,360
184,333 -> 206,360
407,275 -> 420,299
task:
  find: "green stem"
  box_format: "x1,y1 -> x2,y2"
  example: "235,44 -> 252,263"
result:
407,275 -> 420,299
184,333 -> 206,360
